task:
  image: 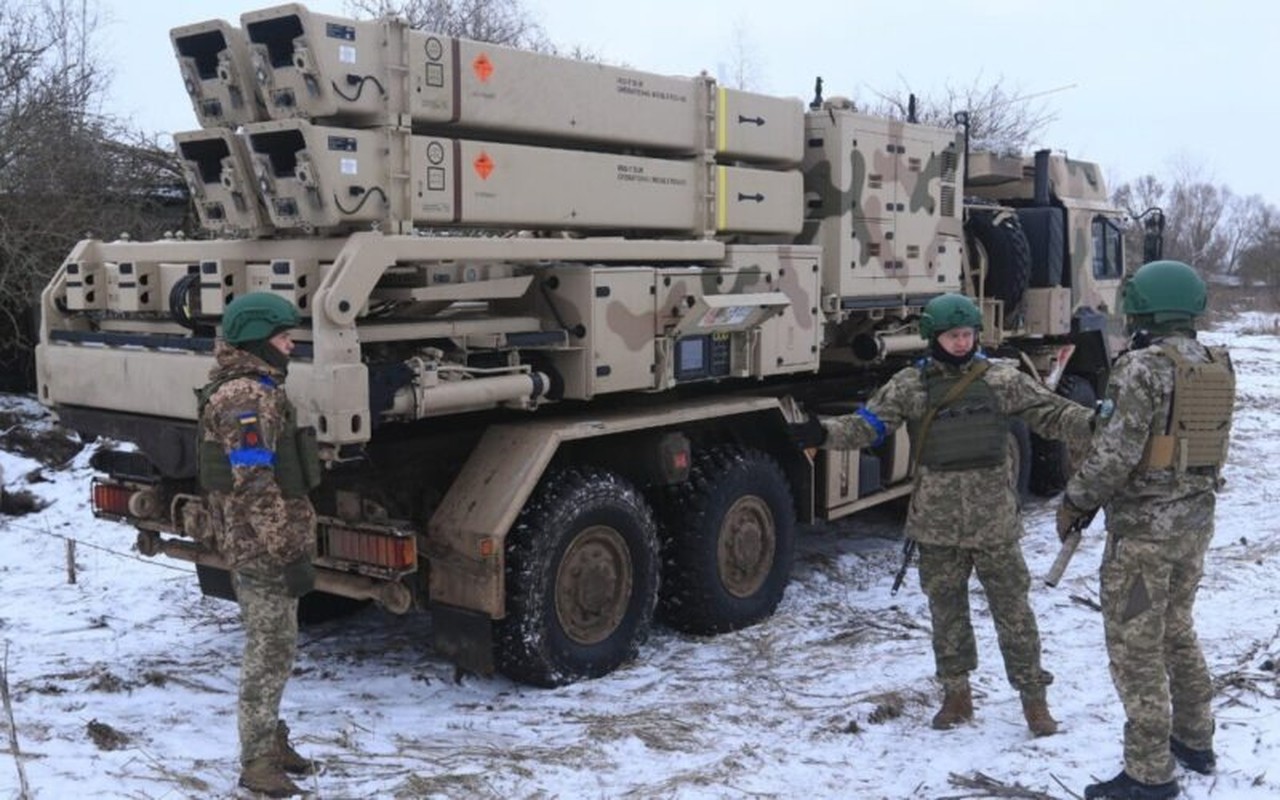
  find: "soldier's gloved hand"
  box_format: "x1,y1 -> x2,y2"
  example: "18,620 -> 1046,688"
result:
281,556 -> 316,597
1055,495 -> 1092,542
787,415 -> 827,449
1090,398 -> 1116,432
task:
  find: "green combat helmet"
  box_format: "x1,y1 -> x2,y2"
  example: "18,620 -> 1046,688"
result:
221,293 -> 301,345
919,293 -> 984,339
1122,260 -> 1207,323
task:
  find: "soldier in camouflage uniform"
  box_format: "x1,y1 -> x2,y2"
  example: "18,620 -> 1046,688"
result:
791,293 -> 1094,736
1058,261 -> 1234,800
198,293 -> 322,798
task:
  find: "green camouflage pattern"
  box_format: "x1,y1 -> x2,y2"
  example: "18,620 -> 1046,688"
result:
234,570 -> 300,765
1065,332 -> 1229,784
1064,334 -> 1226,533
817,351 -> 1088,701
199,341 -> 316,571
918,540 -> 1052,693
1098,527 -> 1215,784
820,355 -> 1093,546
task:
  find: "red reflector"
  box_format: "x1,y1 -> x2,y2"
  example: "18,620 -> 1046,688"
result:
325,526 -> 417,571
672,451 -> 690,470
92,483 -> 135,516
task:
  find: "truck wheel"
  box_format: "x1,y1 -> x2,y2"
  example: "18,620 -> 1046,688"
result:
1030,374 -> 1098,496
655,446 -> 796,634
966,207 -> 1032,313
495,467 -> 659,687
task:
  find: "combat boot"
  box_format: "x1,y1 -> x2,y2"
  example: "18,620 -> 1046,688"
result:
1170,736 -> 1216,775
276,720 -> 317,776
931,684 -> 973,730
238,756 -> 303,798
1084,771 -> 1178,800
1020,692 -> 1059,737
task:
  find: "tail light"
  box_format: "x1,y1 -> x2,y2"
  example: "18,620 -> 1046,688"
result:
320,524 -> 417,575
92,479 -> 136,518
91,478 -> 163,520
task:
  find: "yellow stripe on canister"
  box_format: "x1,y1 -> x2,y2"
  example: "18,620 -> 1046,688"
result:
716,86 -> 728,154
716,166 -> 728,231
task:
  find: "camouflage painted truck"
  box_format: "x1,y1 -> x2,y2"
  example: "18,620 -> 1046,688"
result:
35,3 -> 1143,686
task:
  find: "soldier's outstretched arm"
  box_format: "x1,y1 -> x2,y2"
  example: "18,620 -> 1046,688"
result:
1003,367 -> 1095,444
819,366 -> 919,450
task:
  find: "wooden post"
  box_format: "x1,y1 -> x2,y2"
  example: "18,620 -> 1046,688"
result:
65,539 -> 76,585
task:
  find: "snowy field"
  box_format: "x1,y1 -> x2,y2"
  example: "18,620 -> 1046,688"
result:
1,314 -> 1277,799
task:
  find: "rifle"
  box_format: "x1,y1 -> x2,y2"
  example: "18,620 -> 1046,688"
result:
1044,508 -> 1099,587
891,537 -> 917,595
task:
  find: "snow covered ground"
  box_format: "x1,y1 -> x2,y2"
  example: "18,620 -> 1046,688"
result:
2,314 -> 1277,799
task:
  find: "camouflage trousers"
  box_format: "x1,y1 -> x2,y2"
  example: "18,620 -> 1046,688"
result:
235,571 -> 299,764
918,541 -> 1052,694
1100,526 -> 1215,785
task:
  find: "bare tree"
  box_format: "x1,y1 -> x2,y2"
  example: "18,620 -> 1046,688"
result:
719,19 -> 764,91
1236,226 -> 1280,299
861,74 -> 1059,155
1220,193 -> 1272,276
345,0 -> 553,49
0,0 -> 184,388
1162,157 -> 1230,271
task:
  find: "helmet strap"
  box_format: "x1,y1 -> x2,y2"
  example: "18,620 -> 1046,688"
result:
239,339 -> 290,372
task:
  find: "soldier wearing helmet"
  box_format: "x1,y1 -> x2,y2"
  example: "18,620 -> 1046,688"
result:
1058,261 -> 1235,800
791,292 -> 1095,737
197,292 -> 320,797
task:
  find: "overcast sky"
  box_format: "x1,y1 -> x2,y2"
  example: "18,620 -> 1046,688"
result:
99,0 -> 1279,207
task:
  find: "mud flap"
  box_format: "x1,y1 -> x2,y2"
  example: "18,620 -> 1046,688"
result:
432,602 -> 495,676
195,563 -> 236,601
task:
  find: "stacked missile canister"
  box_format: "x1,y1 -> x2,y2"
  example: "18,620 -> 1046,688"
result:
171,3 -> 806,239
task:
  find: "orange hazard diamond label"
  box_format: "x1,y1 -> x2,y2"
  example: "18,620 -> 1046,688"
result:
472,53 -> 494,82
473,151 -> 494,180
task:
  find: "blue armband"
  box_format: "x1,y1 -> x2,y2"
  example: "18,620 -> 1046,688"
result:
855,407 -> 887,448
229,447 -> 276,468
229,411 -> 275,468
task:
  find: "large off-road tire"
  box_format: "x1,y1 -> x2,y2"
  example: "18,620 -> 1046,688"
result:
654,446 -> 796,634
495,466 -> 660,687
1030,374 -> 1098,496
966,207 -> 1032,313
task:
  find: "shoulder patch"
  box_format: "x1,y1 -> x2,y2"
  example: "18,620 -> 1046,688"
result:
237,412 -> 262,448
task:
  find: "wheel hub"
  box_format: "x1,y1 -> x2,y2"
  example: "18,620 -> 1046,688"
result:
718,495 -> 775,598
555,525 -> 632,645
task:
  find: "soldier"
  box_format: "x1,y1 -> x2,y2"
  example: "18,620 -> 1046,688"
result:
1057,261 -> 1234,800
197,292 -> 322,797
790,293 -> 1094,736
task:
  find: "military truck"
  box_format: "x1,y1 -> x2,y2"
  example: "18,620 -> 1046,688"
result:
36,3 -> 1141,687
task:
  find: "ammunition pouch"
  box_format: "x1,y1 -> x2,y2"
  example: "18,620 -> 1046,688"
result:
198,439 -> 235,493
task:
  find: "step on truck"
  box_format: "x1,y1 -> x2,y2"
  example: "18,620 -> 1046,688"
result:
37,3 -> 1146,686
